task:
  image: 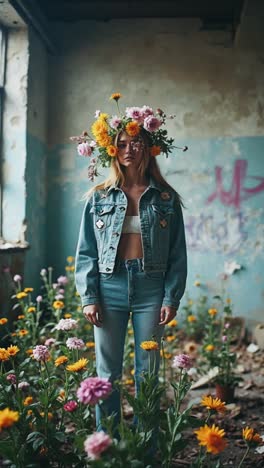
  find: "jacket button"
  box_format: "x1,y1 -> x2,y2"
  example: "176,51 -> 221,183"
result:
106,267 -> 111,272
109,246 -> 115,250
119,206 -> 126,211
113,232 -> 119,237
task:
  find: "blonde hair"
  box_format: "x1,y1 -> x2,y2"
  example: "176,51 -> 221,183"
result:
83,131 -> 183,205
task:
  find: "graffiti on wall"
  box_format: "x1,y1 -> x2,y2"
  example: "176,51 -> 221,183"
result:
185,159 -> 264,257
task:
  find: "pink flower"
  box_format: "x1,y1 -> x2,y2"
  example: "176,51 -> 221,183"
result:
13,274 -> 22,282
141,105 -> 154,118
221,335 -> 227,342
84,431 -> 112,460
78,142 -> 92,157
109,115 -> 122,129
143,116 -> 162,133
57,276 -> 68,285
18,381 -> 29,390
64,400 -> 78,412
33,345 -> 50,362
44,338 -> 56,347
125,106 -> 144,122
56,319 -> 78,331
6,374 -> 17,384
66,337 -> 85,350
36,295 -> 43,303
224,322 -> 230,329
59,289 -> 65,294
77,377 -> 112,405
172,354 -> 192,370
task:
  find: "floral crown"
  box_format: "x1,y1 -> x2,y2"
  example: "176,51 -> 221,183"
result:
70,93 -> 188,181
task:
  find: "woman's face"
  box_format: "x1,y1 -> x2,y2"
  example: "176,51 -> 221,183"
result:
117,132 -> 145,169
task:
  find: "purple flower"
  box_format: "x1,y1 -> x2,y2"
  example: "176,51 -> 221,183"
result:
125,106 -> 144,122
77,377 -> 112,405
78,142 -> 93,157
57,276 -> 68,285
32,345 -> 50,362
44,338 -> 56,347
18,381 -> 30,390
59,289 -> 65,294
13,274 -> 22,282
221,335 -> 227,342
56,319 -> 78,331
172,354 -> 192,370
141,105 -> 154,118
66,337 -> 85,350
3,266 -> 10,273
64,400 -> 78,412
84,431 -> 112,460
36,295 -> 43,303
109,115 -> 122,129
143,116 -> 162,133
6,374 -> 17,384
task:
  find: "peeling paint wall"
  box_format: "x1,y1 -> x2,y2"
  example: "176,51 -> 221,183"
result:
45,17 -> 264,323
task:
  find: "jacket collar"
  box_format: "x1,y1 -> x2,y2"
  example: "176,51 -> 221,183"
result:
107,176 -> 162,193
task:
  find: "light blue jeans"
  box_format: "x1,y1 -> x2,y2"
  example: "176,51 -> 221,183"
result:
94,258 -> 165,434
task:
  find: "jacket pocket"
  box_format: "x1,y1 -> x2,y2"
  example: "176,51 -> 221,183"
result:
90,204 -> 115,231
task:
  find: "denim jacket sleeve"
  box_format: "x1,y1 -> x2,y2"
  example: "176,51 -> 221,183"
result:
74,196 -> 100,307
162,202 -> 187,309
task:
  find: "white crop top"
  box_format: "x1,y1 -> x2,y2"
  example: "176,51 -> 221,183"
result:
122,215 -> 141,234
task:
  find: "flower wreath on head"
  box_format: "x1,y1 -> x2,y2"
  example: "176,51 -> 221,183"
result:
70,93 -> 188,181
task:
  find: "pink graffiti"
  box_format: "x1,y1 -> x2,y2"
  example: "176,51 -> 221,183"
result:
207,159 -> 264,209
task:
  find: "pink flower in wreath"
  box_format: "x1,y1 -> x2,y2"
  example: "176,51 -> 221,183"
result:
143,115 -> 162,133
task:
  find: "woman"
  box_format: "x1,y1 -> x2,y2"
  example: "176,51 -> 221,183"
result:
73,96 -> 187,437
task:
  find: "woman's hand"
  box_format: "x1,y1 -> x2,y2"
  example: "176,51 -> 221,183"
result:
159,305 -> 177,325
83,304 -> 103,327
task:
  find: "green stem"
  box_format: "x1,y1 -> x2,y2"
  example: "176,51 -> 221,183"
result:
237,446 -> 250,468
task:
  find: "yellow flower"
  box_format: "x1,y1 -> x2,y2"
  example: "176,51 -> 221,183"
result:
91,119 -> 108,137
18,315 -> 25,320
242,427 -> 263,445
124,378 -> 134,385
53,300 -> 64,310
11,332 -> 17,337
205,344 -> 215,352
0,318 -> 8,325
26,349 -> 33,355
201,395 -> 226,413
23,396 -> 33,406
126,121 -> 140,137
128,329 -> 133,335
24,287 -> 33,293
66,358 -> 88,372
55,356 -> 68,367
194,280 -> 201,287
140,340 -> 159,351
96,132 -> 112,148
106,145 -> 118,157
168,319 -> 178,327
129,352 -> 135,358
7,345 -> 20,356
98,113 -> 109,121
187,315 -> 197,323
160,350 -> 172,359
0,408 -> 19,431
226,298 -> 231,304
195,424 -> 227,454
110,92 -> 122,101
166,335 -> 176,342
67,256 -> 74,263
130,369 -> 135,376
27,307 -> 36,313
16,292 -> 27,299
64,313 -> 72,319
58,390 -> 66,400
86,341 -> 95,349
65,265 -> 75,272
208,308 -> 218,317
150,145 -> 161,157
18,329 -> 28,337
0,348 -> 10,361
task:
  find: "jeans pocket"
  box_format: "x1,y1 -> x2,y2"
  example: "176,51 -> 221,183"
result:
100,272 -> 115,281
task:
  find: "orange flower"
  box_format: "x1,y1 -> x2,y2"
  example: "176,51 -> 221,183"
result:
86,341 -> 95,349
110,92 -> 122,101
150,145 -> 161,157
126,121 -> 140,137
64,313 -> 72,319
166,335 -> 176,342
67,256 -> 74,263
168,319 -> 178,327
26,349 -> 33,355
23,396 -> 33,406
140,340 -> 159,351
65,265 -> 75,272
27,307 -> 36,313
66,358 -> 88,372
106,145 -> 118,157
0,408 -> 19,431
208,308 -> 218,317
96,132 -> 112,147
55,356 -> 68,367
40,412 -> 53,420
16,292 -> 27,299
18,315 -> 25,320
201,395 -> 226,413
18,329 -> 28,337
242,427 -> 263,445
53,300 -> 64,310
6,345 -> 20,356
205,344 -> 215,352
24,287 -> 33,293
0,348 -> 10,361
195,424 -> 227,454
187,315 -> 197,323
91,119 -> 108,137
0,318 -> 8,325
124,378 -> 134,385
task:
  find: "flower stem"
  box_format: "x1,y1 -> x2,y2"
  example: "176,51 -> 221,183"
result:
237,446 -> 250,468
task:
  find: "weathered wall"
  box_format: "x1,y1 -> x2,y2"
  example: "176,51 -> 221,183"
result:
45,18 -> 264,323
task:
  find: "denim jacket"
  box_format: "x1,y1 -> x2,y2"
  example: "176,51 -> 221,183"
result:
75,177 -> 187,309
